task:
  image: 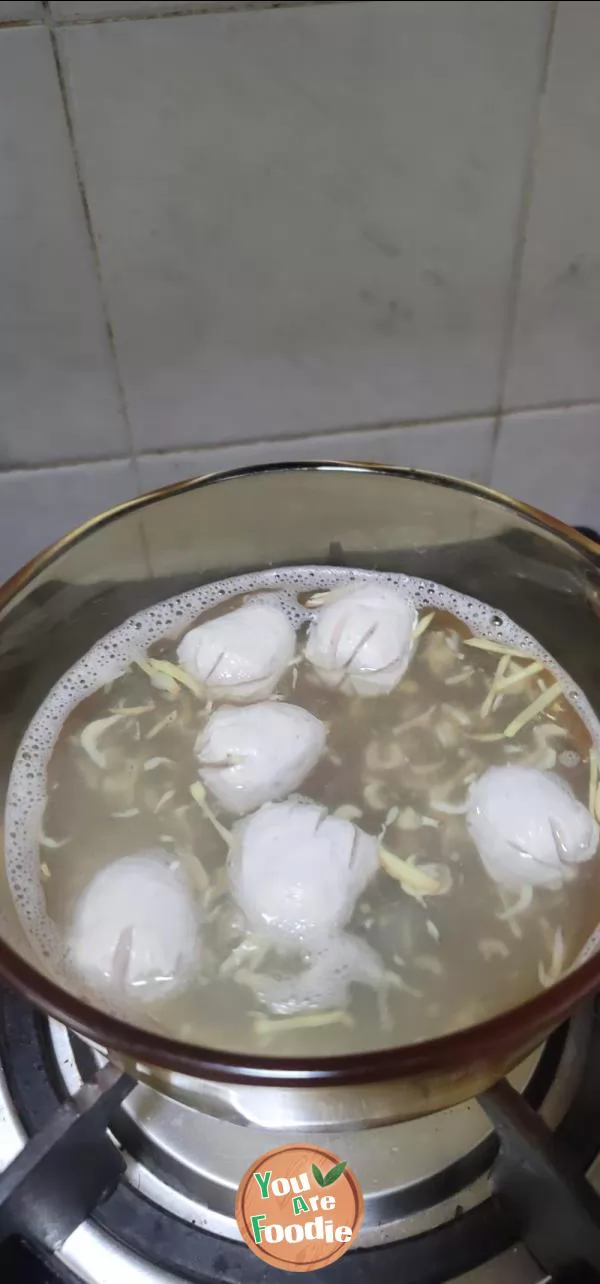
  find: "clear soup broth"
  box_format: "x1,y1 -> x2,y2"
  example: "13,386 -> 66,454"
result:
5,567 -> 600,1057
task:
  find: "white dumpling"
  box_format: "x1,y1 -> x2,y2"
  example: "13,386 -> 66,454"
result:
195,702 -> 326,815
246,934 -> 387,1016
305,582 -> 416,696
177,601 -> 296,703
467,765 -> 599,889
228,799 -> 378,945
67,850 -> 200,1002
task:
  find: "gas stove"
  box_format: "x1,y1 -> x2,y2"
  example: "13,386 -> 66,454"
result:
2,984 -> 600,1283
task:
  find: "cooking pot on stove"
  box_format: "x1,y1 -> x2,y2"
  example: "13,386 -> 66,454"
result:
0,463 -> 599,1132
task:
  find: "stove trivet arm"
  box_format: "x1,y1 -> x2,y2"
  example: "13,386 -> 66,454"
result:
480,1076 -> 600,1281
0,1062 -> 135,1253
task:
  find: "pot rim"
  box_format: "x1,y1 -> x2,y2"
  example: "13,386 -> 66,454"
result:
1,460 -> 599,1089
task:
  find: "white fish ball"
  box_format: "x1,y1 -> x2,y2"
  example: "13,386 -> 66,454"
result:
467,765 -> 599,889
196,702 -> 326,815
177,601 -> 296,703
305,582 -> 416,697
67,850 -> 200,1003
228,799 -> 378,945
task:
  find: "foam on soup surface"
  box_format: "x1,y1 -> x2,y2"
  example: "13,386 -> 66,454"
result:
4,566 -> 600,1056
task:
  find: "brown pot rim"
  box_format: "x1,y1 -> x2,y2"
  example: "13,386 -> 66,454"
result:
0,460 -> 598,1088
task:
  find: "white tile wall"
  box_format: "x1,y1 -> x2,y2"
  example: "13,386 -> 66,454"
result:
0,2 -> 42,20
491,406 -> 600,528
0,27 -> 128,465
506,2 -> 600,407
59,1 -> 549,453
138,416 -> 495,492
0,460 -> 138,583
1,0 -> 600,562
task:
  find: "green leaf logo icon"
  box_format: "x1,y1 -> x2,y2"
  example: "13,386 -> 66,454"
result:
323,1161 -> 347,1186
312,1160 -> 347,1188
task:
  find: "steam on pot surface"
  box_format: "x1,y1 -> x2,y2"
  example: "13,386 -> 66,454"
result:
4,566 -> 600,1057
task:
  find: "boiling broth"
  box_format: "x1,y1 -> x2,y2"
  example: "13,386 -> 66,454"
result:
5,567 -> 600,1057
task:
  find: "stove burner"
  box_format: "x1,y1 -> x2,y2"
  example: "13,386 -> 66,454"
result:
3,988 -> 600,1282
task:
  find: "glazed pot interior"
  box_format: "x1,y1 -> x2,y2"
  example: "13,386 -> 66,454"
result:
0,462 -> 599,1094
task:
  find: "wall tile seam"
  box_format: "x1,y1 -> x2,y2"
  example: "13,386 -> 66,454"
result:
492,0 -> 559,465
42,2 -> 142,490
47,1 -> 352,27
4,401 -> 600,479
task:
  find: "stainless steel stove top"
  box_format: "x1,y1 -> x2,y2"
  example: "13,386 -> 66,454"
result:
0,1059 -> 546,1284
45,1017 -> 580,1252
4,988 -> 600,1283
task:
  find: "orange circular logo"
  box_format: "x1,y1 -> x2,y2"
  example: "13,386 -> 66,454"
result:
235,1143 -> 364,1271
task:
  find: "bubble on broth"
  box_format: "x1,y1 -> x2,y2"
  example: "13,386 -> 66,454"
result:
4,564 -> 600,1018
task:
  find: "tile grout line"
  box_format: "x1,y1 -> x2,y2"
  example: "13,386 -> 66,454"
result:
44,1 -> 156,563
41,0 -> 143,495
0,454 -> 130,477
484,412 -> 501,489
48,1 -> 354,26
490,0 -> 559,476
2,398 -> 600,478
132,399 -> 600,464
133,408 -> 501,462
